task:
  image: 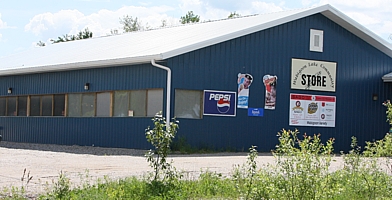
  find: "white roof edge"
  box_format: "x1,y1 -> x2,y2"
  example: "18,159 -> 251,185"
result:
320,4 -> 392,58
162,4 -> 392,59
382,72 -> 392,82
162,7 -> 322,59
0,55 -> 163,76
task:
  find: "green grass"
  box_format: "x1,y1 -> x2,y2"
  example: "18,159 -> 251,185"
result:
4,129 -> 392,199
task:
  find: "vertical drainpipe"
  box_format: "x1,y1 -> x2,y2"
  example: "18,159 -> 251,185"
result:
151,59 -> 171,129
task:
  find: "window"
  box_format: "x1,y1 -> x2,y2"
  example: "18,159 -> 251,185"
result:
131,90 -> 146,117
113,89 -> 162,117
67,93 -> 96,117
7,97 -> 16,116
113,91 -> 128,117
68,94 -> 82,117
147,90 -> 163,117
17,96 -> 27,116
41,95 -> 53,116
29,95 -> 65,116
53,94 -> 65,116
310,29 -> 324,52
175,89 -> 203,119
30,96 -> 41,116
0,97 -> 6,116
0,89 -> 162,118
96,92 -> 110,117
81,93 -> 95,117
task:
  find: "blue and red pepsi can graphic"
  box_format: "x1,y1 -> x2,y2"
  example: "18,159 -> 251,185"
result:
203,90 -> 236,117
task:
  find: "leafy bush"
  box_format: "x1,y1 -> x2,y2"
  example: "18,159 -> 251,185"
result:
145,112 -> 180,182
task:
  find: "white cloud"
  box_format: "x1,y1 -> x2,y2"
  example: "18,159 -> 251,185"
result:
316,0 -> 392,39
249,1 -> 284,13
0,13 -> 10,29
0,33 -> 2,41
177,0 -> 286,21
24,5 -> 176,40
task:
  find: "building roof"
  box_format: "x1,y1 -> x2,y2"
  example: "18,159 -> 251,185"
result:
382,72 -> 392,82
0,4 -> 391,76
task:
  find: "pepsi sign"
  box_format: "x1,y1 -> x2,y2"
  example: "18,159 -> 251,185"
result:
203,90 -> 236,117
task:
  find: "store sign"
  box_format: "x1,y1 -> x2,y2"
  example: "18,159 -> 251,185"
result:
203,90 -> 236,117
289,93 -> 336,127
291,58 -> 336,92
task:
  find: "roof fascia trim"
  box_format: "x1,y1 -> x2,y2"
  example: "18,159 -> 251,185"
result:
0,55 -> 163,76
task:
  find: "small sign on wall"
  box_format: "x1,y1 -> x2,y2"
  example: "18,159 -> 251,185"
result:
289,93 -> 336,127
291,58 -> 336,92
248,108 -> 264,117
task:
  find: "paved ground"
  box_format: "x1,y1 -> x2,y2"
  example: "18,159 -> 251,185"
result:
0,141 -> 347,197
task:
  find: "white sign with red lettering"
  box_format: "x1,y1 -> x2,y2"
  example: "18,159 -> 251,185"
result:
289,93 -> 336,127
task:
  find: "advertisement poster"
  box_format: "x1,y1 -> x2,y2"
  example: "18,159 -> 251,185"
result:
291,58 -> 336,92
203,90 -> 236,117
237,73 -> 253,109
263,75 -> 277,110
289,93 -> 336,127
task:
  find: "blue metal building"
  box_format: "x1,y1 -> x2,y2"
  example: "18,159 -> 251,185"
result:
0,5 -> 392,152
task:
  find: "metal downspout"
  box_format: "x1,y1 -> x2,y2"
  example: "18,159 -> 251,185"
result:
151,59 -> 171,129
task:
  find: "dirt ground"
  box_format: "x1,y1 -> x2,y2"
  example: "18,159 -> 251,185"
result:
0,141 -> 346,197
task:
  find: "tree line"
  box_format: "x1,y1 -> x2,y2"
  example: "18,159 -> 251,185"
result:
37,11 -> 241,46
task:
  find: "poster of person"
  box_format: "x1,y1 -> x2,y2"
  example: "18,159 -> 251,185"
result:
263,75 -> 277,110
237,73 -> 253,109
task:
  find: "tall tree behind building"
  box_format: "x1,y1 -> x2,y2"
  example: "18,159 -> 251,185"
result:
180,11 -> 200,24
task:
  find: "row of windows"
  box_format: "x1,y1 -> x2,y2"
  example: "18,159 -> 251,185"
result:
0,89 -> 163,117
0,89 -> 204,119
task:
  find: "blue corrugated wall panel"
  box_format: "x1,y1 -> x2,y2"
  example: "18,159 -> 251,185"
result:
1,117 -> 152,149
0,63 -> 166,149
168,13 -> 392,152
0,63 -> 166,95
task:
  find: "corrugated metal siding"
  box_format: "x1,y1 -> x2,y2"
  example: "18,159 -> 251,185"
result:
0,63 -> 166,95
0,63 -> 167,149
1,117 -> 152,149
168,13 -> 392,152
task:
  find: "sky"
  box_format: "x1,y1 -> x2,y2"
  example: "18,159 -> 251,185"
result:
0,0 -> 391,58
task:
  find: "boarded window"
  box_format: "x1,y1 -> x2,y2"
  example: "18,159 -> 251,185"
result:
147,89 -> 163,117
68,94 -> 82,117
81,93 -> 95,117
96,92 -> 110,117
130,90 -> 147,117
113,91 -> 129,117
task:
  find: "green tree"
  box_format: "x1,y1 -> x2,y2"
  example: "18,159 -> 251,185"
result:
50,28 -> 93,43
76,27 -> 93,39
36,40 -> 46,47
160,19 -> 167,27
228,12 -> 241,18
120,15 -> 142,32
180,11 -> 200,24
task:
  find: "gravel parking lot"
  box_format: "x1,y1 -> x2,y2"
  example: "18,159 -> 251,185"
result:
0,141 -> 346,197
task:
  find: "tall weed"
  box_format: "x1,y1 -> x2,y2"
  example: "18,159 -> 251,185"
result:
272,129 -> 335,199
